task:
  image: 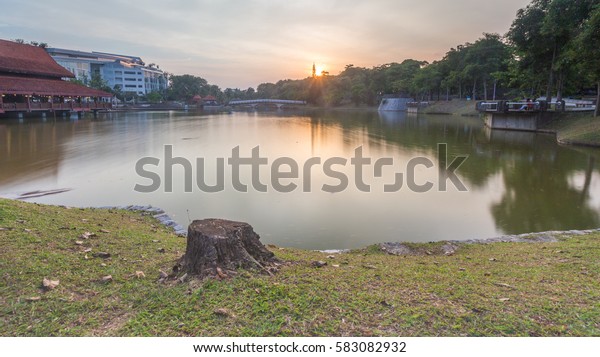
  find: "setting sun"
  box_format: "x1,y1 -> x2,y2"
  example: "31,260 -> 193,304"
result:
312,63 -> 327,77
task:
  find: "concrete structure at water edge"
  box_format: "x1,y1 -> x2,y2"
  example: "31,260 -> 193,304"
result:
378,97 -> 414,111
406,101 -> 429,113
482,112 -> 549,131
477,100 -> 553,131
477,99 -> 596,132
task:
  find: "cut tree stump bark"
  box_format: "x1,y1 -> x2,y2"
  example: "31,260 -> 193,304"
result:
177,219 -> 279,278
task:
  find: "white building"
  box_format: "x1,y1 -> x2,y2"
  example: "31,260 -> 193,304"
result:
46,48 -> 167,97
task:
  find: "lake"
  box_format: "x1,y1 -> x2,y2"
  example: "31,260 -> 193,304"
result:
1,110 -> 600,250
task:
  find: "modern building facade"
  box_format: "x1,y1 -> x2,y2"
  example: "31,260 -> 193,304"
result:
46,48 -> 167,97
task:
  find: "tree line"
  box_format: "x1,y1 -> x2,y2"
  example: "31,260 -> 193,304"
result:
25,0 -> 598,115
163,0 -> 599,116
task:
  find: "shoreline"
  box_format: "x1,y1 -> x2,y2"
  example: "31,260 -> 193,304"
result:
2,197 -> 599,336
420,100 -> 600,148
3,196 -> 599,252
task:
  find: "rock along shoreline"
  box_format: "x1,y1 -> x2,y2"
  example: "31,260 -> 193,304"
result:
117,203 -> 600,254
379,228 -> 600,256
96,204 -> 188,237
3,196 -> 598,252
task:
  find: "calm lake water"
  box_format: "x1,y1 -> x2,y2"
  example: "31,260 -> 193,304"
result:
2,110 -> 600,249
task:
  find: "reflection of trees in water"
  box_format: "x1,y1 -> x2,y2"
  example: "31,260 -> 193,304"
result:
308,111 -> 600,233
4,111 -> 600,234
470,129 -> 600,233
491,153 -> 599,233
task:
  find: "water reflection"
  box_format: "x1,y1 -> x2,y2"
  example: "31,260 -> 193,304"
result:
1,111 -> 600,249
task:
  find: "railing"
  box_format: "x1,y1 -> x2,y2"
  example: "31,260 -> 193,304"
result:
505,101 -> 543,112
229,99 -> 307,105
476,101 -> 500,112
407,101 -> 429,108
548,101 -> 595,112
478,100 -> 595,113
1,102 -> 112,112
477,101 -> 544,113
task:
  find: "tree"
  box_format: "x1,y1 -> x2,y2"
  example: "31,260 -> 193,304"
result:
508,0 -> 596,101
576,3 -> 600,116
256,82 -> 276,98
168,74 -> 208,101
89,72 -> 111,92
541,0 -> 596,101
13,39 -> 48,48
412,62 -> 442,101
462,34 -> 510,100
439,45 -> 468,99
145,91 -> 163,103
246,87 -> 255,99
507,0 -> 555,100
69,76 -> 87,87
113,85 -> 123,101
387,59 -> 425,96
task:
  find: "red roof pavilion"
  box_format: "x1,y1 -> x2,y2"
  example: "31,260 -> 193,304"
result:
0,39 -> 112,114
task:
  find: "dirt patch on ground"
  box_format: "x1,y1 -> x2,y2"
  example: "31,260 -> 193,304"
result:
380,242 -> 458,256
90,312 -> 131,336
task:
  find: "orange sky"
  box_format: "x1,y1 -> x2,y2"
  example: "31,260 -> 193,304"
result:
0,0 -> 532,88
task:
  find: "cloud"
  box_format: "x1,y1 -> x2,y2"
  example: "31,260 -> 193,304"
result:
0,0 -> 532,88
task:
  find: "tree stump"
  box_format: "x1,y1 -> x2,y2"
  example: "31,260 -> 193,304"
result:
178,219 -> 278,278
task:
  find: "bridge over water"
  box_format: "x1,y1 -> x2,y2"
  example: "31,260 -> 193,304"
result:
228,99 -> 307,108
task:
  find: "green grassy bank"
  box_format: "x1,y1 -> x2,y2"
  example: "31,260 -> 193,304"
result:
541,112 -> 600,146
1,198 -> 599,336
420,100 -> 479,116
420,100 -> 600,146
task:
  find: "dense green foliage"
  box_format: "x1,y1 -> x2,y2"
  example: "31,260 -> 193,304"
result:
506,0 -> 597,101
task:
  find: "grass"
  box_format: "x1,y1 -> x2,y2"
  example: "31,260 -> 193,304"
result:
421,100 -> 479,116
1,198 -> 599,336
542,112 -> 600,146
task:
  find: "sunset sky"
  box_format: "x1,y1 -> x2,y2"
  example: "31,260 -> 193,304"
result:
0,0 -> 531,89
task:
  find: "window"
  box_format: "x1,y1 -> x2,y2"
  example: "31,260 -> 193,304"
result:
125,85 -> 137,88
124,71 -> 136,75
115,71 -> 122,74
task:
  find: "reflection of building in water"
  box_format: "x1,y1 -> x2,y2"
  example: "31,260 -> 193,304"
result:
0,120 -> 74,187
